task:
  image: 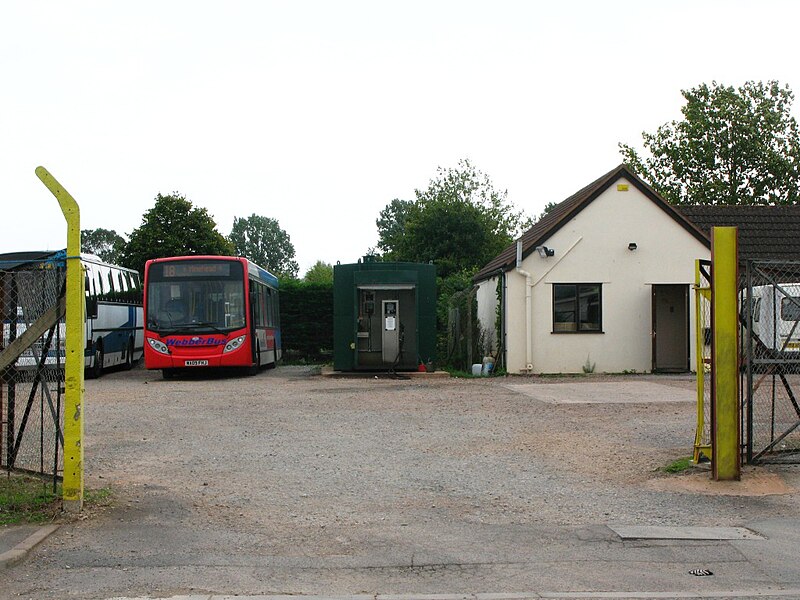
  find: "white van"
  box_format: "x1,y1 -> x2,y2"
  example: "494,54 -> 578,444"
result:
744,283 -> 800,352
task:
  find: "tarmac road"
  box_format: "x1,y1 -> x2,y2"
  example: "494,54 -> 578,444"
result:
1,366 -> 800,599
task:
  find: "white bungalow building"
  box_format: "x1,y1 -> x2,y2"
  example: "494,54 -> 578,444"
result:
474,164 -> 711,374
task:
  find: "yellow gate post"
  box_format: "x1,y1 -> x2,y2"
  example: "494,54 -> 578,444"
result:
35,166 -> 85,511
711,226 -> 740,481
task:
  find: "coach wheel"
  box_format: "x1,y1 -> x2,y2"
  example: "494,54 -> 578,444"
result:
124,338 -> 135,370
89,342 -> 104,379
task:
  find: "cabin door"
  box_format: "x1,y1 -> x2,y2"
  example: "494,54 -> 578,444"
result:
652,284 -> 689,372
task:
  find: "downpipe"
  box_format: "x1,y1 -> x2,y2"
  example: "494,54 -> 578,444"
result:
516,241 -> 533,373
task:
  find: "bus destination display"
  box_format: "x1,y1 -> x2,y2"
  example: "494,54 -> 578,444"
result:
162,262 -> 231,278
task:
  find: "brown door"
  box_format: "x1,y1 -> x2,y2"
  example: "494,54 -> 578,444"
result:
652,284 -> 689,372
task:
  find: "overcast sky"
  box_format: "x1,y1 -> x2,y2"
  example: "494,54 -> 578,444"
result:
2,1 -> 799,274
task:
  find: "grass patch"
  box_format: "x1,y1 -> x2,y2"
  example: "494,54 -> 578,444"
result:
445,369 -> 480,378
0,474 -> 116,525
0,473 -> 61,525
85,486 -> 114,506
661,457 -> 694,474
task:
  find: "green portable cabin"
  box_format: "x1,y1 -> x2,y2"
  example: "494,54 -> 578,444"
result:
333,258 -> 436,371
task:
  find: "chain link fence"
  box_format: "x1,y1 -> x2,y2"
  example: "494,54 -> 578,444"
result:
742,260 -> 800,464
446,285 -> 488,373
1,256 -> 65,485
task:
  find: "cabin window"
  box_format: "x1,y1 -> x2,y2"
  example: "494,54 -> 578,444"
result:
553,284 -> 602,333
781,297 -> 800,321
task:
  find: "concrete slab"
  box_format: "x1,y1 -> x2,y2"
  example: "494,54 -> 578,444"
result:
504,381 -> 695,404
610,526 -> 766,540
320,366 -> 450,379
103,593 -> 800,600
0,523 -> 60,568
0,524 -> 41,554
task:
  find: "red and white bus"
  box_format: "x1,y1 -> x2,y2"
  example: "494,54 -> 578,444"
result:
143,256 -> 281,378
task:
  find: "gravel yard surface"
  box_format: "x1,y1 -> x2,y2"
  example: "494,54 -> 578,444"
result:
87,367 -> 733,529
3,365 -> 800,598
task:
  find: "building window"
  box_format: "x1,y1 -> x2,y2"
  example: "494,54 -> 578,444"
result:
553,284 -> 602,332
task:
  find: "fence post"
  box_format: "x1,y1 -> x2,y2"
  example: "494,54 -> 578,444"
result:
745,259 -> 754,463
711,226 -> 740,481
35,167 -> 85,511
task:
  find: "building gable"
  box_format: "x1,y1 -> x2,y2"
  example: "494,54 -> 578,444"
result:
474,164 -> 710,282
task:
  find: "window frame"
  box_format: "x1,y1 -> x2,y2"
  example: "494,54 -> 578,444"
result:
551,283 -> 603,333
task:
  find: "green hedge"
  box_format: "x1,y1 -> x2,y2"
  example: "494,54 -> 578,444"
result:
279,280 -> 333,362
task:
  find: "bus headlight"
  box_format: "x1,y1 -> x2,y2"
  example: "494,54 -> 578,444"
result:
147,337 -> 170,355
223,335 -> 246,354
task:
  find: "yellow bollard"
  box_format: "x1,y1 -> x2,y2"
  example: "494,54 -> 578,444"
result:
711,227 -> 740,481
35,167 -> 85,511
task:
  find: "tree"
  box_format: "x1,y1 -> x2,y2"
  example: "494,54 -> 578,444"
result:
539,202 -> 558,220
81,228 -> 125,264
228,214 -> 299,278
620,80 -> 800,205
376,199 -> 416,257
375,160 -> 533,367
375,159 -> 532,278
303,260 -> 334,285
120,192 -> 233,274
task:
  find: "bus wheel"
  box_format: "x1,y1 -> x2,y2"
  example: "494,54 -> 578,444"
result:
162,368 -> 175,380
88,342 -> 104,379
124,339 -> 134,370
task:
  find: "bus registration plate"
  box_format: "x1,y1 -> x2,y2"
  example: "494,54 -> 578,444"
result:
184,360 -> 209,367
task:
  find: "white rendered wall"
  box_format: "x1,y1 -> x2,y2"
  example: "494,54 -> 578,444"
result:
504,178 -> 710,374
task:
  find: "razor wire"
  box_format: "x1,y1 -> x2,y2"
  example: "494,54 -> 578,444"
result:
0,262 -> 65,485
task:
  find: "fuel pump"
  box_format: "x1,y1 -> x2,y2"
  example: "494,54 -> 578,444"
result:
360,291 -> 375,352
382,300 -> 401,364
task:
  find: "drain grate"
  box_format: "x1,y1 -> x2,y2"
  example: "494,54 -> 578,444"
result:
689,568 -> 714,576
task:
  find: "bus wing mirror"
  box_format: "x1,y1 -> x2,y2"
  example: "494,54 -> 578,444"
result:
86,296 -> 99,319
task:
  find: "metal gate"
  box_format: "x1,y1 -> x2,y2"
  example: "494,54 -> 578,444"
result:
742,259 -> 800,464
693,259 -> 713,463
0,253 -> 66,486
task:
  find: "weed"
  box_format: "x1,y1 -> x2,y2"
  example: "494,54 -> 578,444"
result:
445,369 -> 480,378
661,457 -> 694,474
582,355 -> 596,374
85,486 -> 114,506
